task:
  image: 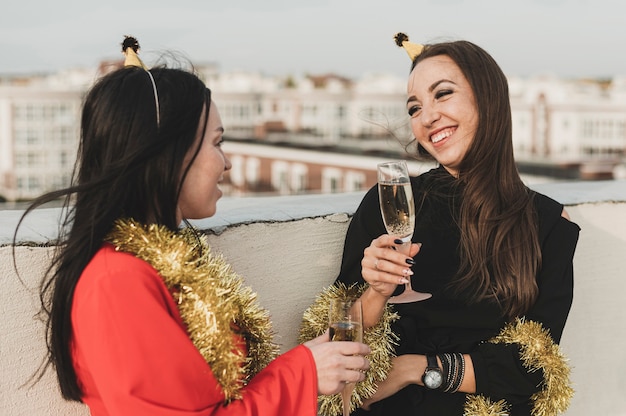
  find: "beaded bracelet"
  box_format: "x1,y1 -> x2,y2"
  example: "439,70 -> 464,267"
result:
438,352 -> 465,393
453,353 -> 465,393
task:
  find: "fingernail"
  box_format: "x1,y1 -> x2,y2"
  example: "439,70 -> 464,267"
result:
405,258 -> 415,265
399,277 -> 409,284
417,242 -> 423,248
402,269 -> 413,276
394,239 -> 404,244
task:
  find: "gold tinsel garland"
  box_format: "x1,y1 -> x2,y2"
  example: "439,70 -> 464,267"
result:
105,219 -> 279,403
464,317 -> 574,416
464,395 -> 510,416
298,283 -> 399,416
301,285 -> 572,416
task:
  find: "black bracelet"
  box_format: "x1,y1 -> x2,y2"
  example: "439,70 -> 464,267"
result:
449,353 -> 465,393
438,353 -> 454,392
437,352 -> 465,393
439,353 -> 449,391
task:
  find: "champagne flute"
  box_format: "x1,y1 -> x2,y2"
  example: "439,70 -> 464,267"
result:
377,161 -> 431,303
329,298 -> 363,416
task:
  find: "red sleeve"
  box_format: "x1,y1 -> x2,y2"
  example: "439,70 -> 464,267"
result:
72,244 -> 318,416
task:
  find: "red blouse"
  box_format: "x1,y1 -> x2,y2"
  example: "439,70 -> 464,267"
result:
72,243 -> 317,415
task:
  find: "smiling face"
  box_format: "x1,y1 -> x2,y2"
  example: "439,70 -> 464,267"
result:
406,55 -> 478,177
177,100 -> 231,223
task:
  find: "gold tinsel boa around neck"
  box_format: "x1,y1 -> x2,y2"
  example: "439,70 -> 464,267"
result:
105,218 -> 279,403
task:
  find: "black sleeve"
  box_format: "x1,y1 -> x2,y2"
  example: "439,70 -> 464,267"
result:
335,185 -> 387,286
471,202 -> 580,404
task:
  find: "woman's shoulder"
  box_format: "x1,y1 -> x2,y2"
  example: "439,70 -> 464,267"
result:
77,243 -> 165,293
88,243 -> 157,271
532,191 -> 563,218
531,190 -> 580,240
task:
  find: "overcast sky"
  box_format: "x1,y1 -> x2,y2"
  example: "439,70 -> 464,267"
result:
1,0 -> 624,79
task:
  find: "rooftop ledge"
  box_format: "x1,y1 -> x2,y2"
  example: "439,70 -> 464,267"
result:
2,180 -> 626,415
3,179 -> 626,245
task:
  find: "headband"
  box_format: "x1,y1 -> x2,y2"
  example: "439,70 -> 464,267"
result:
393,32 -> 424,61
122,36 -> 160,126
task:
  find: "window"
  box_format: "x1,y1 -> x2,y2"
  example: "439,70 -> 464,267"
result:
322,167 -> 342,193
271,161 -> 289,194
229,155 -> 245,186
290,163 -> 308,192
246,157 -> 261,185
344,171 -> 366,192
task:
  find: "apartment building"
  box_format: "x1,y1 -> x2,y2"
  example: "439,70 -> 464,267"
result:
509,75 -> 626,178
1,65 -> 625,201
0,72 -> 90,201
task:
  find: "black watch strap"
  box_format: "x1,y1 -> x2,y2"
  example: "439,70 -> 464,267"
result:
426,354 -> 439,369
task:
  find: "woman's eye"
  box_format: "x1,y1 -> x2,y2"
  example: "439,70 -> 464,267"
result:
435,89 -> 453,100
408,105 -> 420,117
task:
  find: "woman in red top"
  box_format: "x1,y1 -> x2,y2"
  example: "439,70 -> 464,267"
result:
18,37 -> 370,416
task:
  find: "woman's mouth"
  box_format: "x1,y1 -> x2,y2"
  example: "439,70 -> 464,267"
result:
431,127 -> 456,144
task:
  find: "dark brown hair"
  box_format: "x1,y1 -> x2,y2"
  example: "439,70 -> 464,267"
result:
412,41 -> 541,319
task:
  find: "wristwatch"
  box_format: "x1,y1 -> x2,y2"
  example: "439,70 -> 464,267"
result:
422,355 -> 444,389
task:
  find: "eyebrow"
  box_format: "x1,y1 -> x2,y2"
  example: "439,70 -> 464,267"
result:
406,79 -> 455,104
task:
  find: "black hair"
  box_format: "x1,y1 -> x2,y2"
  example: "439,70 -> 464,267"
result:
15,65 -> 211,401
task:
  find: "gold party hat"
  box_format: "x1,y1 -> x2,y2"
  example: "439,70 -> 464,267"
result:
122,36 -> 148,69
393,32 -> 424,61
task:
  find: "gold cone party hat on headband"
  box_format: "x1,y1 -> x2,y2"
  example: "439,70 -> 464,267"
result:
120,35 -> 160,126
393,32 -> 424,61
122,35 -> 148,69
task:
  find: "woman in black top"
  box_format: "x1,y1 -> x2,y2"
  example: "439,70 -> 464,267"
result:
308,34 -> 580,415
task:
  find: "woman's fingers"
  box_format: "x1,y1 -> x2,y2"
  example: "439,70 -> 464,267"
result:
306,340 -> 371,395
362,236 -> 420,287
370,258 -> 412,280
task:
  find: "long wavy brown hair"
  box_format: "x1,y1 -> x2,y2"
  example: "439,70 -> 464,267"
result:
411,41 -> 541,319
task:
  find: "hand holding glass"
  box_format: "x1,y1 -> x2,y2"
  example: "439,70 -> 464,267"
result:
377,161 -> 431,303
329,298 -> 363,416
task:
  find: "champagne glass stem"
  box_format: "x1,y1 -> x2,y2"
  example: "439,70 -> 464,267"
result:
388,240 -> 432,303
398,241 -> 414,291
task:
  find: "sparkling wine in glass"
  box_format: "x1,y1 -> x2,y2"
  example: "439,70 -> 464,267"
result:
377,161 -> 431,303
329,298 -> 363,416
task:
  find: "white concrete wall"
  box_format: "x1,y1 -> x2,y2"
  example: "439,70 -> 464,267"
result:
2,184 -> 626,415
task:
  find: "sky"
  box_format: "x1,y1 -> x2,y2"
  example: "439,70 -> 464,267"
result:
1,0 -> 625,80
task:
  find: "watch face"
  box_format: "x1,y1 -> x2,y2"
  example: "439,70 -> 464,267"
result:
424,369 -> 443,389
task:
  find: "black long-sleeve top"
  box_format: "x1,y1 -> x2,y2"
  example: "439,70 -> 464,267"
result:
336,166 -> 580,415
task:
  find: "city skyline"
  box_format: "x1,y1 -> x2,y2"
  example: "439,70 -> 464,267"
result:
1,0 -> 625,80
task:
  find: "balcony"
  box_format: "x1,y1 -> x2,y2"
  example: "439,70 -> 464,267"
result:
2,180 -> 626,415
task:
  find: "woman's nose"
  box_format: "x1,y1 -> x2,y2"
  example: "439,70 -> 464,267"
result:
421,105 -> 441,127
